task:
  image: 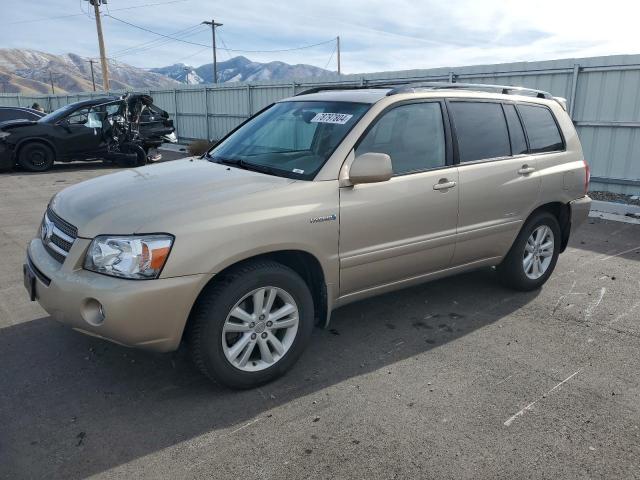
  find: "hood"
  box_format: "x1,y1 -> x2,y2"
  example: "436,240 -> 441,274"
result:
0,119 -> 37,130
50,158 -> 295,237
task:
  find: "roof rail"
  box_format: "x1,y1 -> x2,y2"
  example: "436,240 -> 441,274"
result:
386,82 -> 554,99
294,83 -> 399,96
293,81 -> 555,100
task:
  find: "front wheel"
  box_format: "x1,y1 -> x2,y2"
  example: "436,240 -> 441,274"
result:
496,211 -> 561,291
18,142 -> 55,172
187,261 -> 314,389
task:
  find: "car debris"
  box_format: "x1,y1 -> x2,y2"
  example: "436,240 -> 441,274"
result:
0,93 -> 176,172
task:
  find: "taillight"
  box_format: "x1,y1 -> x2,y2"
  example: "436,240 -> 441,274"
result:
583,160 -> 590,195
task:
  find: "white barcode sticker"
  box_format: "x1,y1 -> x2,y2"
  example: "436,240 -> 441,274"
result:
293,168 -> 305,174
310,112 -> 353,124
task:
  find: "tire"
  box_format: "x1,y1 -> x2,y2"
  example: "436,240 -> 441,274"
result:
188,260 -> 315,389
18,142 -> 55,172
496,211 -> 561,291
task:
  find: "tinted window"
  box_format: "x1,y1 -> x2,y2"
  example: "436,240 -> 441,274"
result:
450,102 -> 510,162
517,104 -> 563,153
0,109 -> 39,121
503,104 -> 528,155
356,102 -> 446,174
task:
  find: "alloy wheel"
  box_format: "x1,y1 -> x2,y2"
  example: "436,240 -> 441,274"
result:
523,225 -> 554,280
222,286 -> 299,372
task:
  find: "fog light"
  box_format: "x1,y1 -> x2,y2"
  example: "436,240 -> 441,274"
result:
82,298 -> 105,326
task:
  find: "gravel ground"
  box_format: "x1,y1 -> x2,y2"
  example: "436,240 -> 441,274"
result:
589,190 -> 640,206
1,160 -> 640,479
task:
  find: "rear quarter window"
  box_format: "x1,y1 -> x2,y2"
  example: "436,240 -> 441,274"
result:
517,104 -> 564,153
449,101 -> 511,162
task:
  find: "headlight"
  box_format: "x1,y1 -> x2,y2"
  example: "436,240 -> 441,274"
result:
84,235 -> 173,279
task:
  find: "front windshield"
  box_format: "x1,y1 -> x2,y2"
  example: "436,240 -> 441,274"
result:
208,100 -> 370,179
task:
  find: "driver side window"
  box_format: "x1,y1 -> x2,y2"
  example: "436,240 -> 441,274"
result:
66,107 -> 91,126
355,102 -> 446,175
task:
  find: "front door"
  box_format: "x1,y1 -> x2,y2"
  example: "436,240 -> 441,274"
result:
55,106 -> 103,158
339,101 -> 459,296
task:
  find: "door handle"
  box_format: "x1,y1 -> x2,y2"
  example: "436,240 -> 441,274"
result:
433,180 -> 457,190
518,165 -> 536,175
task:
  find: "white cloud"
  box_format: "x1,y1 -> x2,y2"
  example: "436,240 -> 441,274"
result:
1,0 -> 639,73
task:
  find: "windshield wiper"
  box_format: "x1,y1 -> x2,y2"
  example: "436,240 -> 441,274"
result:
210,155 -> 282,176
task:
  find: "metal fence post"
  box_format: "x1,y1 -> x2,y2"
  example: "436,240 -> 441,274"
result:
204,87 -> 210,141
569,64 -> 580,119
246,84 -> 252,117
15,94 -> 21,107
173,89 -> 179,141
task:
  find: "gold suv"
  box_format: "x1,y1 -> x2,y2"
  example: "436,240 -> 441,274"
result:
24,83 -> 591,388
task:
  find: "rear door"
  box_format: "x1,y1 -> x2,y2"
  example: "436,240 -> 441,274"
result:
339,100 -> 459,296
448,100 -> 541,266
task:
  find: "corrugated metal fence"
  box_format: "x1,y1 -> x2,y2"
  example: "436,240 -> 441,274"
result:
2,54 -> 639,194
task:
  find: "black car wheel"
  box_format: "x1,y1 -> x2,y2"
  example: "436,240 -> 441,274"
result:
18,142 -> 55,172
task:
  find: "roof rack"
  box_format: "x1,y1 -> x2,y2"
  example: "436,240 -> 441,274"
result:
294,81 -> 554,100
294,84 -> 398,96
385,82 -> 554,99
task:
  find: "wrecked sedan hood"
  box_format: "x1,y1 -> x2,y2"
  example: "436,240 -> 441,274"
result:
50,157 -> 295,237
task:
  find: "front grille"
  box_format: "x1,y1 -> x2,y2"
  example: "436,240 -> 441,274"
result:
46,207 -> 78,238
42,208 -> 78,264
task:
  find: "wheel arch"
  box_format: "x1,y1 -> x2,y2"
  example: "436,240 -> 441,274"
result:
182,249 -> 329,344
16,137 -> 58,160
526,201 -> 571,252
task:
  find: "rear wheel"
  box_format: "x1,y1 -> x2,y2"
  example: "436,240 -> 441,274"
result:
18,142 -> 55,172
188,261 -> 314,389
497,211 -> 561,291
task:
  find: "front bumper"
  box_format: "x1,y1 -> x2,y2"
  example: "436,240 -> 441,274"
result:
569,195 -> 592,230
26,237 -> 212,352
0,141 -> 15,170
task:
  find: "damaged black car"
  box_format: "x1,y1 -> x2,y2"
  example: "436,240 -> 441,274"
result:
0,94 -> 176,172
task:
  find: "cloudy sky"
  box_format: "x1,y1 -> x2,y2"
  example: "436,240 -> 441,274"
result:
3,0 -> 639,72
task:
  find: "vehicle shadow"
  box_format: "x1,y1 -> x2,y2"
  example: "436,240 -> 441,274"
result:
0,268 -> 538,479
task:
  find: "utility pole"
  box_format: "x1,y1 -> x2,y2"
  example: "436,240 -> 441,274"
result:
202,19 -> 223,83
49,70 -> 55,94
86,59 -> 97,91
336,36 -> 341,75
87,0 -> 110,91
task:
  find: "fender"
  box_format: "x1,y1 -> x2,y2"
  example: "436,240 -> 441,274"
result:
15,137 -> 58,159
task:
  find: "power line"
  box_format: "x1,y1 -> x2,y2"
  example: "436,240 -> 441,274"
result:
106,14 -> 337,54
7,0 -> 189,25
217,38 -> 336,54
324,44 -> 337,70
111,24 -> 206,57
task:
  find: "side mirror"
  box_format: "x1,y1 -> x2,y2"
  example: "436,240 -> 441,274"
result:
348,152 -> 393,185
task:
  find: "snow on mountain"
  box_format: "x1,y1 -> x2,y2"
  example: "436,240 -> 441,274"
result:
157,56 -> 337,84
0,48 -> 180,94
148,63 -> 203,84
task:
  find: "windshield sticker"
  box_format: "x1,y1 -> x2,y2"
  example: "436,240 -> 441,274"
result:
310,112 -> 353,124
293,168 -> 305,174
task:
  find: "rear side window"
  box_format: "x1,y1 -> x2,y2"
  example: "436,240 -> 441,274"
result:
356,102 -> 446,174
503,104 -> 528,155
449,102 -> 510,162
517,104 -> 563,153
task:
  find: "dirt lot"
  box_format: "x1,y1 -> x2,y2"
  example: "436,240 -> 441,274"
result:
1,157 -> 639,479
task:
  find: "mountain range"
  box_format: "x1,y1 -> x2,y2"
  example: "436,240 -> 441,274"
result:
150,56 -> 337,84
0,49 -> 336,95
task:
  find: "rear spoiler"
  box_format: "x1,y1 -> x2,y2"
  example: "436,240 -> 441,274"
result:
553,97 -> 568,111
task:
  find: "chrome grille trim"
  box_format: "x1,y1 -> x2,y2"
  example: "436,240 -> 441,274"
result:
46,207 -> 78,238
42,208 -> 78,264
